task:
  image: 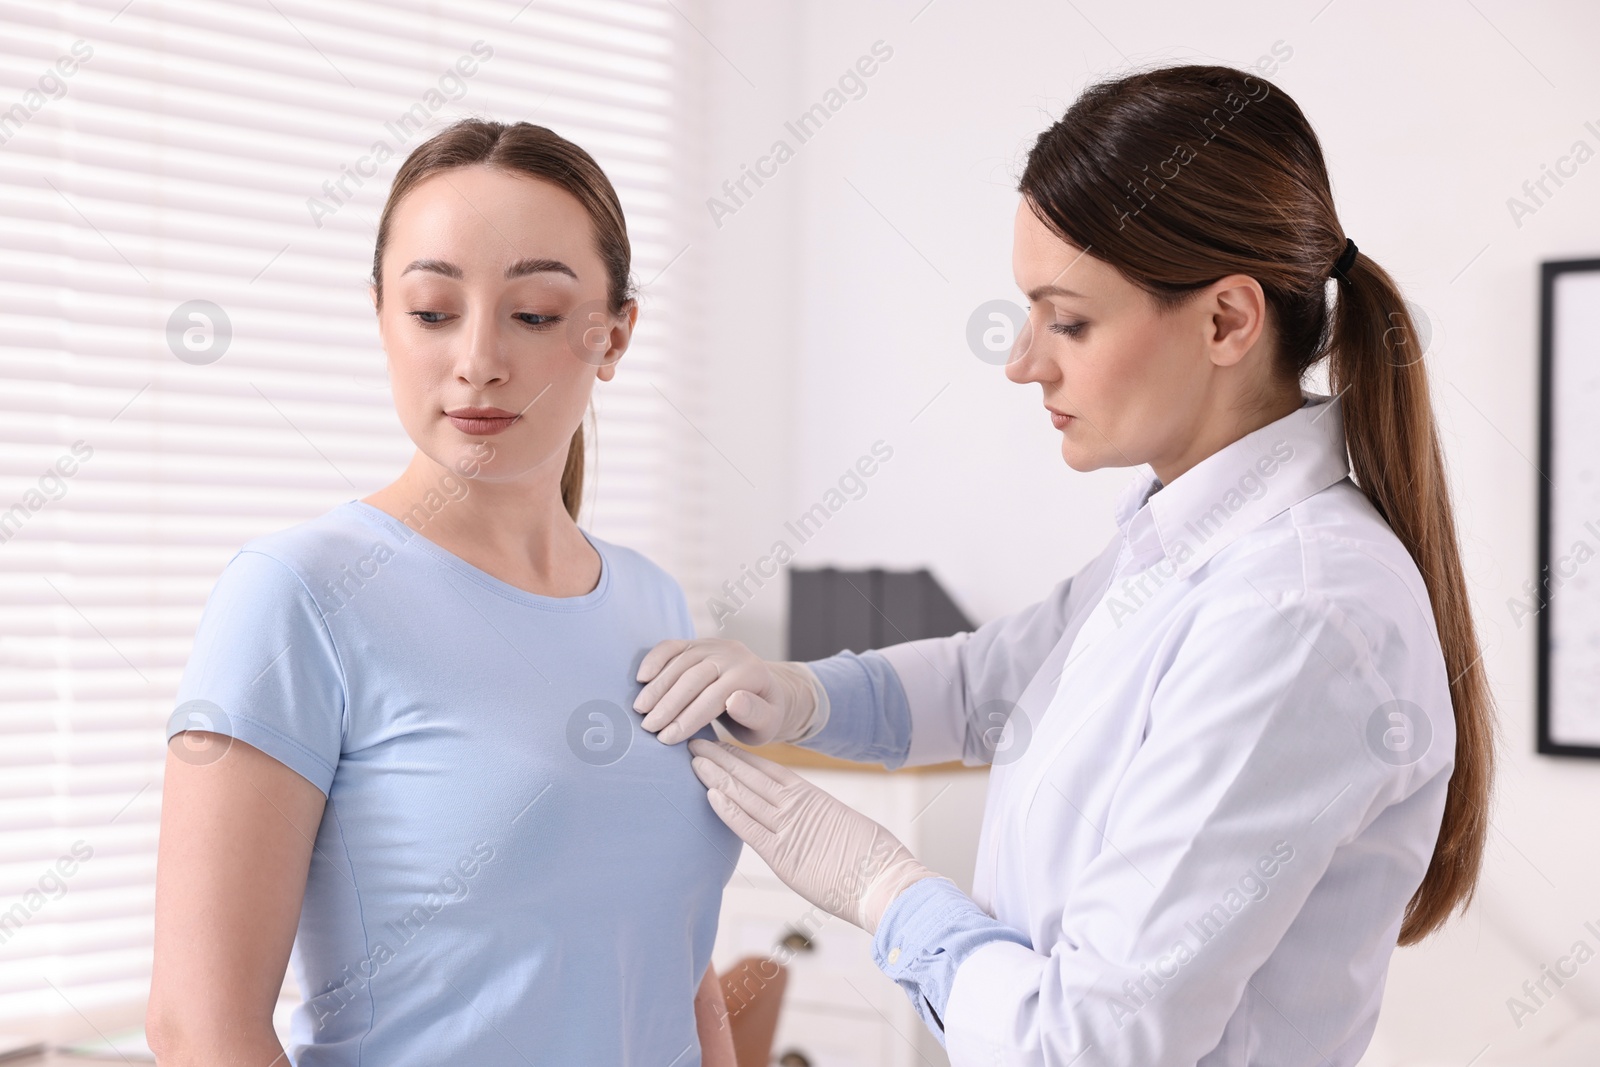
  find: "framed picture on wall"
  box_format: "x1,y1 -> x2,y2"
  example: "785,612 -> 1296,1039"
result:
1537,257 -> 1600,756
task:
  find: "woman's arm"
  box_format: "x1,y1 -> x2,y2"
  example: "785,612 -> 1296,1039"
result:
147,733 -> 325,1066
693,962 -> 736,1067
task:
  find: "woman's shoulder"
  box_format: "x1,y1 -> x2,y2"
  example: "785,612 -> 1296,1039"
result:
227,501 -> 392,590
591,533 -> 686,594
585,531 -> 691,630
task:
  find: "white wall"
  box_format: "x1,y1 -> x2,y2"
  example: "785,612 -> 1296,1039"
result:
689,0 -> 1600,1062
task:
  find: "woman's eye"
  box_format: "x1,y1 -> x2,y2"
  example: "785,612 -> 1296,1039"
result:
515,312 -> 560,328
407,310 -> 449,326
1049,321 -> 1087,338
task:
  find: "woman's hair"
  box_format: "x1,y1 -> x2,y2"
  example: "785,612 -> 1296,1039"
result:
1019,64 -> 1492,944
371,119 -> 636,521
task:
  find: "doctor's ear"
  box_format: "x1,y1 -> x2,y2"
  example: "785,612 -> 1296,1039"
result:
1202,274 -> 1268,369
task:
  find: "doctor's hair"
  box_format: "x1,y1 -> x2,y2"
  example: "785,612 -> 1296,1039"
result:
370,119 -> 638,522
1019,64 -> 1492,945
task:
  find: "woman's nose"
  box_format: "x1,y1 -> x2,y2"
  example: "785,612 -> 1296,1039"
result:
455,314 -> 509,388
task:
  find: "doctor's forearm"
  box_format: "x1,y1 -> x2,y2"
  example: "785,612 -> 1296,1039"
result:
800,651 -> 913,767
871,876 -> 1031,1040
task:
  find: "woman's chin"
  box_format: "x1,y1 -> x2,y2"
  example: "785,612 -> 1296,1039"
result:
422,434 -> 576,486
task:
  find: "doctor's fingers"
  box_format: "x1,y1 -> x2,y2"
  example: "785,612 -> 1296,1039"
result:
633,641 -> 713,714
637,636 -> 759,690
636,656 -> 723,732
704,784 -> 781,857
641,660 -> 767,738
717,690 -> 782,738
690,752 -> 784,835
684,742 -> 796,809
634,642 -> 764,720
657,680 -> 778,746
635,638 -> 691,684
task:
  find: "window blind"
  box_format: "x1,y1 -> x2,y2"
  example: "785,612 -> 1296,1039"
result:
0,0 -> 706,1022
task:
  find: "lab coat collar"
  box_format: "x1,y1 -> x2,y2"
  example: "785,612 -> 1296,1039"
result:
1113,390 -> 1351,582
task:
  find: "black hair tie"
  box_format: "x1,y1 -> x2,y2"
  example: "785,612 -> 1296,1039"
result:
1331,237 -> 1358,282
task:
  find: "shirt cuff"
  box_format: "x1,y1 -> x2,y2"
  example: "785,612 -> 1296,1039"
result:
871,875 -> 1031,1042
791,662 -> 831,743
802,650 -> 912,769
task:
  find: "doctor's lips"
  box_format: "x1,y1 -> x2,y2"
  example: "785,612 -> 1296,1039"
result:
1045,403 -> 1075,429
445,405 -> 522,435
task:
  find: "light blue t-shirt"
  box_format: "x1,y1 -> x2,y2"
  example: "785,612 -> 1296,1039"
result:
169,500 -> 740,1066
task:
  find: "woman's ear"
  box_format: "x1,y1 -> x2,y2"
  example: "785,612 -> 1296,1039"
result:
595,300 -> 639,383
1205,274 -> 1267,369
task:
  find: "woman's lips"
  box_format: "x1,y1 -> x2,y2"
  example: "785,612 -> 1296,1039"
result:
1048,408 -> 1074,429
445,407 -> 521,436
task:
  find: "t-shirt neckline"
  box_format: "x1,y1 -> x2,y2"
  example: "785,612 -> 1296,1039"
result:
343,499 -> 613,612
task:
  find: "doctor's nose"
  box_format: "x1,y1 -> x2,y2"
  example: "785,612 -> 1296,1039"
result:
1004,315 -> 1050,385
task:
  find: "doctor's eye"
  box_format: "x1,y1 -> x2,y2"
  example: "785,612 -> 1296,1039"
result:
1049,321 -> 1087,338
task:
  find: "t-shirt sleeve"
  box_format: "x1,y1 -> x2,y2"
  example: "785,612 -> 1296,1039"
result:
169,548 -> 347,794
671,577 -> 697,640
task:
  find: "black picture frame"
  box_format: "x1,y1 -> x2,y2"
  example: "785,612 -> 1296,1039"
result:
1536,256 -> 1600,757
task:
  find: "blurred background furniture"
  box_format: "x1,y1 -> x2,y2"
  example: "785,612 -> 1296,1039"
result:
787,566 -> 973,663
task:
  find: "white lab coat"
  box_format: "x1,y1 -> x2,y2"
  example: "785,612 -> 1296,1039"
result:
873,392 -> 1455,1065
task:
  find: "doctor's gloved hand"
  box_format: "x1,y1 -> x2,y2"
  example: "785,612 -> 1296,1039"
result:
688,738 -> 943,934
634,639 -> 829,747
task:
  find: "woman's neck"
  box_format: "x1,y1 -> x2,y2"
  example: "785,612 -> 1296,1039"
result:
362,450 -> 601,599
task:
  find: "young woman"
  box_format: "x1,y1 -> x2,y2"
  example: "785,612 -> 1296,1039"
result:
633,64 -> 1495,1064
148,121 -> 737,1066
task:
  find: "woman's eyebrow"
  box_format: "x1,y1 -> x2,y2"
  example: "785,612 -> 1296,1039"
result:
402,258 -> 463,279
399,257 -> 579,280
506,257 -> 578,280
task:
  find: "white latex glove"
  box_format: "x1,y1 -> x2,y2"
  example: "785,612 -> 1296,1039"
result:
688,737 -> 941,934
634,638 -> 829,747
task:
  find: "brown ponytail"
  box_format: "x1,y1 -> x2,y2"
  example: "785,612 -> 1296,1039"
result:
1325,250 -> 1494,942
372,120 -> 636,523
560,416 -> 587,523
567,432 -> 584,522
1019,64 -> 1493,943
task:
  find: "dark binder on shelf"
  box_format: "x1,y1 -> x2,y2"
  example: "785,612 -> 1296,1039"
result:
787,566 -> 973,660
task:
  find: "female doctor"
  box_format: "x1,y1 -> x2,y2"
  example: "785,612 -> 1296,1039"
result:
630,64 -> 1495,1065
